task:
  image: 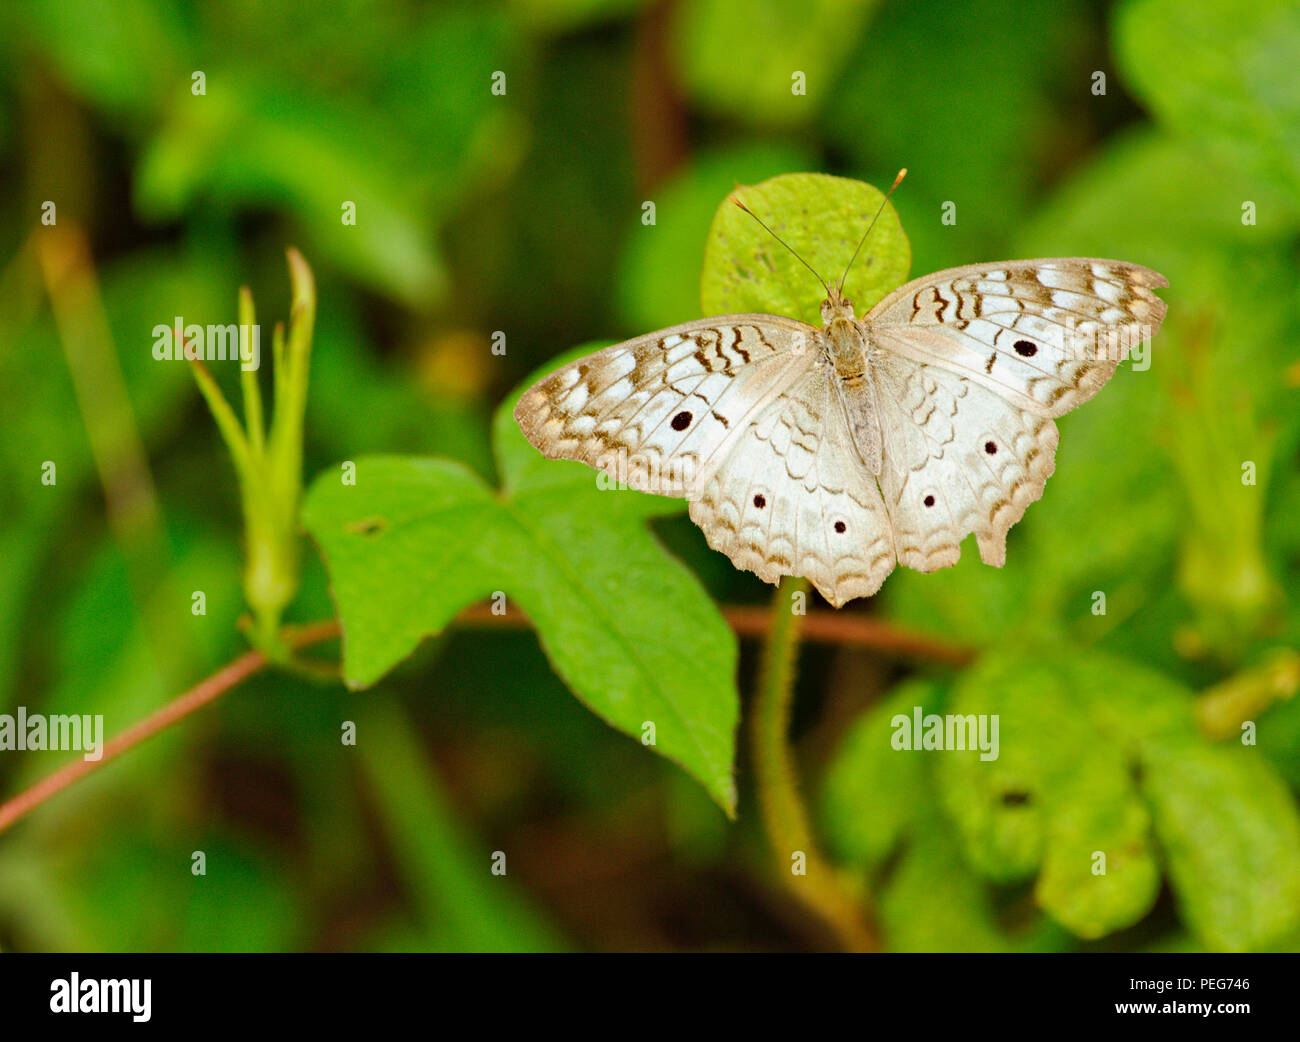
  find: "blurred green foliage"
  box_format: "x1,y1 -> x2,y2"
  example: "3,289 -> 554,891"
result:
0,0 -> 1297,953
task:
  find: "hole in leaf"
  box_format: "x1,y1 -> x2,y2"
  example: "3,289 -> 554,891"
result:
347,516 -> 389,537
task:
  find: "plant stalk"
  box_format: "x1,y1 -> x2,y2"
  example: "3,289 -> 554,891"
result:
750,576 -> 879,952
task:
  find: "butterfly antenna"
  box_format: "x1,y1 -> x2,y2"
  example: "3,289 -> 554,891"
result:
837,168 -> 907,294
730,195 -> 831,298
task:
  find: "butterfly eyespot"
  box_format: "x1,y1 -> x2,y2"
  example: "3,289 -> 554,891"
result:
984,441 -> 997,454
923,495 -> 935,507
834,521 -> 846,533
1001,790 -> 1032,807
1013,339 -> 1038,357
753,494 -> 766,508
670,410 -> 692,431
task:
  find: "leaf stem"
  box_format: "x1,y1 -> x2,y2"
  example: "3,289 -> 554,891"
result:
1196,648 -> 1300,740
239,286 -> 265,457
750,576 -> 879,951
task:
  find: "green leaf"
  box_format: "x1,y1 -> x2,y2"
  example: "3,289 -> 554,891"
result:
1018,129 -> 1300,267
1141,735 -> 1300,951
1115,0 -> 1300,198
701,172 -> 911,326
671,0 -> 879,127
133,6 -> 522,307
936,652 -> 1178,938
303,356 -> 740,815
137,81 -> 446,305
304,456 -> 502,681
11,0 -> 188,120
935,649 -> 1300,946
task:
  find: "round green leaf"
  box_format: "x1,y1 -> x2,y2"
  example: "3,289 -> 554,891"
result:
700,172 -> 911,326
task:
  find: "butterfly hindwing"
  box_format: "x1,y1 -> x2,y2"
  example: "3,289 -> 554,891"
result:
689,369 -> 897,607
872,358 -> 1059,571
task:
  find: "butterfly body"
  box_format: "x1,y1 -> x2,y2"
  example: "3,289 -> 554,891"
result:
825,318 -> 868,377
515,258 -> 1167,607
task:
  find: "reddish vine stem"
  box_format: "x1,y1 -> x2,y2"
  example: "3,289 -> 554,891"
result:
459,602 -> 974,664
0,620 -> 340,836
0,605 -> 969,836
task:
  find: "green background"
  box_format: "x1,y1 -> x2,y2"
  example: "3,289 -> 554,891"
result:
0,0 -> 1298,952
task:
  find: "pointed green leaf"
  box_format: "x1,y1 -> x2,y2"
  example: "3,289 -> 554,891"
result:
303,359 -> 740,814
302,457 -> 504,685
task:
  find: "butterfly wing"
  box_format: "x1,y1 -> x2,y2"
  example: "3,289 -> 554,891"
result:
866,258 -> 1167,417
514,315 -> 818,499
864,258 -> 1166,572
689,368 -> 897,607
870,358 -> 1058,571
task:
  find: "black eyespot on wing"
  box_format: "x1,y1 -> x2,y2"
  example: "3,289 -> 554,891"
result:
834,521 -> 846,533
1001,790 -> 1032,807
984,441 -> 997,455
923,494 -> 935,507
753,494 -> 766,508
671,410 -> 692,431
1013,339 -> 1037,357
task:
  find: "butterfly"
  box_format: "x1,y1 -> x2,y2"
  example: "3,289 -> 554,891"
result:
514,180 -> 1167,607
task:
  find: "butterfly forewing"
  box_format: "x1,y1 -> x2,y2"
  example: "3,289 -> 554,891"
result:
514,316 -> 816,499
867,259 -> 1167,417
